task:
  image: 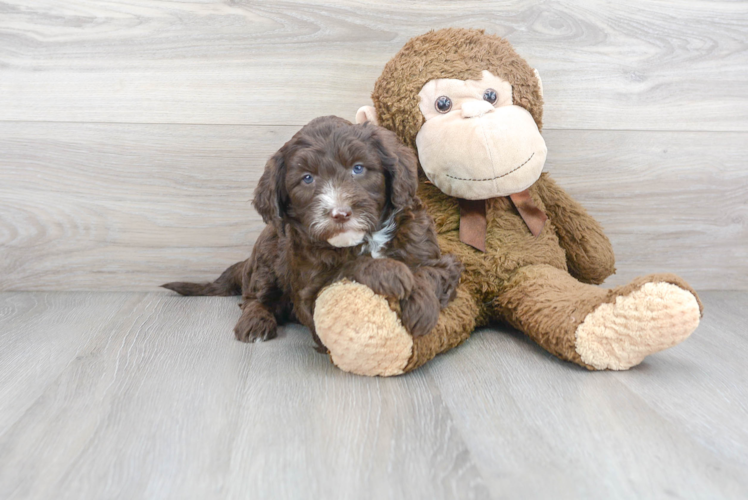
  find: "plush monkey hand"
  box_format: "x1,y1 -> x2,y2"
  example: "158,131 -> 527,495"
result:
314,280 -> 415,376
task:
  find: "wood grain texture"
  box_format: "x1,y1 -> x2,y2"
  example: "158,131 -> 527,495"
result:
0,292 -> 490,500
0,0 -> 746,130
1,123 -> 745,291
0,122 -> 289,291
0,291 -> 745,499
0,292 -> 140,432
545,130 -> 748,289
426,291 -> 748,499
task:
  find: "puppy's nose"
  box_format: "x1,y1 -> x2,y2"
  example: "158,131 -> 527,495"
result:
331,206 -> 352,222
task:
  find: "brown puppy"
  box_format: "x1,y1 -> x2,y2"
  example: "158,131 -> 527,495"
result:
163,116 -> 462,346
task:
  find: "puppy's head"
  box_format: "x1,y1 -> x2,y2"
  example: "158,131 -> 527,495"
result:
253,116 -> 418,247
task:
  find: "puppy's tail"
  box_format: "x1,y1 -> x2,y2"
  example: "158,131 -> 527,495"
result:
161,261 -> 245,296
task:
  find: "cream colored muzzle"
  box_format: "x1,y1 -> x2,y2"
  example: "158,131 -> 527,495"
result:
415,105 -> 547,200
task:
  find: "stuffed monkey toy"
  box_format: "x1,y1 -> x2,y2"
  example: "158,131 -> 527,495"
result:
313,28 -> 703,376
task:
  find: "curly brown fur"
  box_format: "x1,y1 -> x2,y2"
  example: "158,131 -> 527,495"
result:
163,116 -> 462,344
372,28 -> 544,149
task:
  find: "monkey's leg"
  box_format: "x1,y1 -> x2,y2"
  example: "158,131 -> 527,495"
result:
314,280 -> 480,376
493,265 -> 703,370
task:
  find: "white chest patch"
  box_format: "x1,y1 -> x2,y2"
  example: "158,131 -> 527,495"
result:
362,214 -> 398,259
327,230 -> 366,248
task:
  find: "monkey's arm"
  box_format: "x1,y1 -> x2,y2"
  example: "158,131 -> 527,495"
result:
533,172 -> 616,285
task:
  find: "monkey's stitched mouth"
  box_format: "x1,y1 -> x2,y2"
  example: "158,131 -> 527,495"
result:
445,152 -> 535,182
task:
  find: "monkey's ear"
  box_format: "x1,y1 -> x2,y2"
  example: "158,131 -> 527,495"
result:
252,151 -> 288,229
533,69 -> 544,98
372,127 -> 418,211
356,105 -> 378,125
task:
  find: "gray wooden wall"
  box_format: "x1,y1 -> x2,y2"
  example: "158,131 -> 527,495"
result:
1,1 -> 746,291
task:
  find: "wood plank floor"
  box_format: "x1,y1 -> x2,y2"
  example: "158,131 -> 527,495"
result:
0,291 -> 746,500
1,1 -> 747,293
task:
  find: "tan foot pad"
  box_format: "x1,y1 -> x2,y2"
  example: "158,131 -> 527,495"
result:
314,280 -> 412,377
575,282 -> 701,370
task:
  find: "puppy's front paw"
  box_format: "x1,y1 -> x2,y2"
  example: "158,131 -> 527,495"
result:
400,288 -> 440,338
234,310 -> 277,343
356,259 -> 415,300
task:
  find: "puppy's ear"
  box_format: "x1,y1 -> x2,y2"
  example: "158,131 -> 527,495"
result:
253,151 -> 288,229
372,126 -> 418,211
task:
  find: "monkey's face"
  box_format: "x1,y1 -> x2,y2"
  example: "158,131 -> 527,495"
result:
415,70 -> 547,200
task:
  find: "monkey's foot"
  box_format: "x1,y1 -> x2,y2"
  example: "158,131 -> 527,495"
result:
314,280 -> 412,377
575,280 -> 701,370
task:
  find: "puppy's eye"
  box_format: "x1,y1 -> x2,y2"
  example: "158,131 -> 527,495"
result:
302,174 -> 314,185
483,88 -> 498,104
435,96 -> 452,113
352,164 -> 365,175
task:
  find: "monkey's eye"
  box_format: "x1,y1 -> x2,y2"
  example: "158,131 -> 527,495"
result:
435,96 -> 452,113
483,88 -> 498,104
352,164 -> 365,175
302,174 -> 314,184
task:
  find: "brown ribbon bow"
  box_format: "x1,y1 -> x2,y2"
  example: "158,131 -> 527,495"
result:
458,188 -> 548,252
